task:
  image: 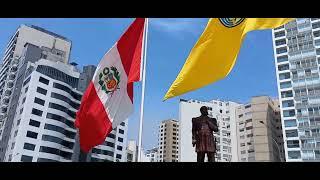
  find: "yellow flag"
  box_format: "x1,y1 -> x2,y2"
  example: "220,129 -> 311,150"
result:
163,18 -> 294,101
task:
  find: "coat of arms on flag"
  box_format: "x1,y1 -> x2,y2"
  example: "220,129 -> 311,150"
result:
98,66 -> 121,94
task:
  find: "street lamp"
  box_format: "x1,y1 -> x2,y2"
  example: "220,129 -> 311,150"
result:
259,121 -> 284,162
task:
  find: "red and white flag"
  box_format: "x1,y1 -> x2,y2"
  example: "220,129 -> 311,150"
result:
75,18 -> 146,152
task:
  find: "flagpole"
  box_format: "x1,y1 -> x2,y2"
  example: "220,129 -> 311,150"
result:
137,18 -> 149,162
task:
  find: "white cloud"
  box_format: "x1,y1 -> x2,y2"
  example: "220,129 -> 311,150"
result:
150,18 -> 207,38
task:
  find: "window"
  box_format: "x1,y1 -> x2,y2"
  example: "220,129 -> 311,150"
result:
51,92 -> 80,109
246,126 -> 253,130
276,47 -> 287,54
116,154 -> 122,159
34,97 -> 45,106
37,158 -> 58,162
274,31 -> 285,38
238,114 -> 243,118
287,140 -> 300,148
282,100 -> 294,108
42,135 -> 74,149
288,151 -> 301,159
248,149 -> 255,153
37,87 -> 47,95
278,64 -> 289,71
281,90 -> 293,98
279,72 -> 291,80
277,55 -> 288,63
25,87 -> 28,93
14,130 -> 18,137
118,129 -> 124,134
108,133 -> 115,139
283,110 -> 295,117
39,146 -> 72,160
39,77 -> 49,85
26,131 -> 38,139
29,119 -> 40,127
275,39 -> 286,46
312,22 -> 320,29
103,141 -> 114,147
22,97 -> 26,104
280,81 -> 292,89
23,77 -> 31,86
286,129 -> 298,137
31,108 -> 43,116
284,119 -> 297,127
240,143 -> 245,147
120,122 -> 125,126
118,137 -> 123,142
241,150 -> 246,154
44,124 -> 75,139
239,128 -> 244,132
19,108 -> 23,114
21,155 -> 32,162
246,119 -> 252,123
46,113 -> 74,128
245,104 -> 251,109
17,119 -> 21,126
23,143 -> 35,151
117,146 -> 123,151
240,135 -> 244,139
247,134 -> 253,138
92,148 -> 114,156
53,83 -> 82,101
314,31 -> 320,38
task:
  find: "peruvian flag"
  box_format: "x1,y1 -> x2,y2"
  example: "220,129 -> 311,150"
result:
75,18 -> 146,152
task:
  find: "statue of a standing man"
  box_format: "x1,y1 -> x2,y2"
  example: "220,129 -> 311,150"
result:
192,106 -> 218,162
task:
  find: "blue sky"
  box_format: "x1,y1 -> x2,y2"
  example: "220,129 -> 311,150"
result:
0,18 -> 279,149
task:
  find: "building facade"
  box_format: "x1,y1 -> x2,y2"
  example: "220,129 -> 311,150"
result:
0,25 -> 72,161
179,99 -> 239,162
157,119 -> 179,162
4,47 -> 81,162
236,96 -> 284,162
273,18 -> 320,161
145,147 -> 158,162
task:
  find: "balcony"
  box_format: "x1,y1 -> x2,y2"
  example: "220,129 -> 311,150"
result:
8,74 -> 15,80
300,133 -> 320,139
4,89 -> 12,96
301,144 -> 320,150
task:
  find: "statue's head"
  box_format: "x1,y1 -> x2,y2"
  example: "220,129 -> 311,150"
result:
200,106 -> 208,116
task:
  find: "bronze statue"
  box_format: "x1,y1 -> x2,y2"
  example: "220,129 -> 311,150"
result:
192,106 -> 218,162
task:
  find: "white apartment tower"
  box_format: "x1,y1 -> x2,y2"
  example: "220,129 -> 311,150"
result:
273,18 -> 320,161
179,99 -> 240,162
0,25 -> 71,161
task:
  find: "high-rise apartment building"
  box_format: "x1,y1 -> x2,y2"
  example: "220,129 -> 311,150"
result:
236,96 -> 284,162
273,18 -> 320,161
2,43 -> 80,162
145,147 -> 158,162
157,119 -> 179,162
0,25 -> 72,161
179,99 -> 239,162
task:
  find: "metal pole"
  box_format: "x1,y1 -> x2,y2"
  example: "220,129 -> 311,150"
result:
137,18 -> 149,162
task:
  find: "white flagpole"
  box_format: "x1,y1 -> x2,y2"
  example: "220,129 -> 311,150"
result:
137,18 -> 149,162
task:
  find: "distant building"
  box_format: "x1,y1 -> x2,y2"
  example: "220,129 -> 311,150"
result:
157,119 -> 179,162
236,96 -> 285,162
145,147 -> 158,162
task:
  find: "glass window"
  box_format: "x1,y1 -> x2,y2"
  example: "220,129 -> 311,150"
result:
274,31 -> 285,38
51,92 -> 80,109
46,113 -> 74,129
48,103 -> 76,118
108,133 -> 115,139
29,119 -> 40,127
23,143 -> 35,151
275,39 -> 286,46
23,77 -> 31,87
44,124 -> 75,139
39,77 -> 49,85
37,158 -> 59,162
288,151 -> 301,159
42,135 -> 74,149
276,47 -> 287,54
279,72 -> 291,80
31,108 -> 43,116
117,146 -> 123,151
277,55 -> 288,63
283,110 -> 295,117
286,129 -> 298,137
26,131 -> 38,139
118,129 -> 124,134
118,137 -> 123,142
278,64 -> 289,71
287,140 -> 300,148
21,155 -> 32,162
39,146 -> 72,160
37,87 -> 47,95
282,100 -> 294,108
34,97 -> 45,106
92,148 -> 114,156
120,122 -> 125,126
116,154 -> 122,159
53,83 -> 82,101
284,119 -> 297,127
103,141 -> 114,147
